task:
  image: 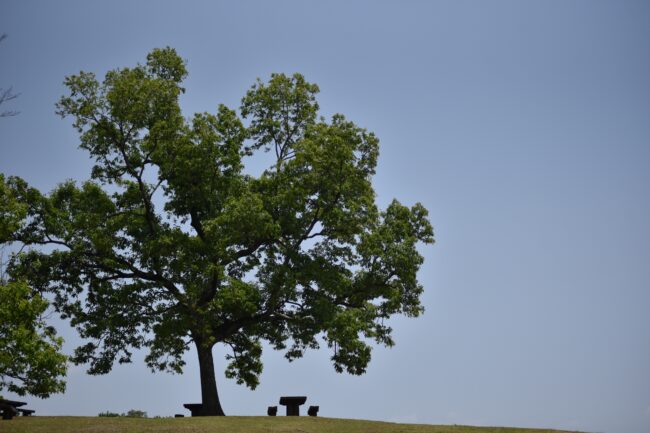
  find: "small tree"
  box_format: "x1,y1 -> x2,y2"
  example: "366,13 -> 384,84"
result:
0,175 -> 67,398
0,281 -> 67,398
1,33 -> 63,398
2,48 -> 433,415
125,409 -> 147,418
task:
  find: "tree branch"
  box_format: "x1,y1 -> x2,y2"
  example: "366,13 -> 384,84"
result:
0,86 -> 20,117
190,210 -> 206,241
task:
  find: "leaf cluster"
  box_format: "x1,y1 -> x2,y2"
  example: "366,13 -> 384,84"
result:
0,280 -> 67,397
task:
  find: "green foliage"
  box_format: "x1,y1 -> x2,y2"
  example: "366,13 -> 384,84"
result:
0,280 -> 67,398
2,47 -> 434,399
125,409 -> 148,418
98,409 -> 147,418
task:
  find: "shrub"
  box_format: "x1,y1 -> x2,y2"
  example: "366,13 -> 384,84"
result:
98,409 -> 147,418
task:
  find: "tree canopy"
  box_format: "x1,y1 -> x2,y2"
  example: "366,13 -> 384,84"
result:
1,47 -> 433,415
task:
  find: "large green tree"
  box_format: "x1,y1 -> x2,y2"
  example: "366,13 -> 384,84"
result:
2,48 -> 433,415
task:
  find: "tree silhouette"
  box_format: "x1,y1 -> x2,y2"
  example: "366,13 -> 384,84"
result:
2,48 -> 433,415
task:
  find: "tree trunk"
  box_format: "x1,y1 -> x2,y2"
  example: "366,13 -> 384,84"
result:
195,340 -> 226,416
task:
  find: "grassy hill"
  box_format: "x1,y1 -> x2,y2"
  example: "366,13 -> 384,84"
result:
0,416 -> 582,433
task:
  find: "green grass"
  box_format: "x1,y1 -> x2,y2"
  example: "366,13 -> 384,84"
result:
0,416 -> 584,433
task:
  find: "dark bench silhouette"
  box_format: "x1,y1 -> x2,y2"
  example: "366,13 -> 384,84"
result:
308,405 -> 319,416
279,396 -> 307,416
267,405 -> 277,416
183,403 -> 203,417
0,399 -> 34,420
0,405 -> 17,420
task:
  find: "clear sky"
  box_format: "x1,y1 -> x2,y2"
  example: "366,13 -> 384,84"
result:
1,1 -> 649,433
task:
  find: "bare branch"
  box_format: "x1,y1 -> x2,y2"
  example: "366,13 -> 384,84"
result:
0,34 -> 20,117
0,87 -> 20,117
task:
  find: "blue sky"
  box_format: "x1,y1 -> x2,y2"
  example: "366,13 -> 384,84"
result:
1,1 -> 649,433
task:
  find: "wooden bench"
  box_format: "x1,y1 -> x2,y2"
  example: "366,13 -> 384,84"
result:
0,398 -> 34,420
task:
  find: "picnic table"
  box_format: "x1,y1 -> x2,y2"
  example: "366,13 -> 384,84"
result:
0,398 -> 34,420
183,403 -> 203,417
279,396 -> 307,416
